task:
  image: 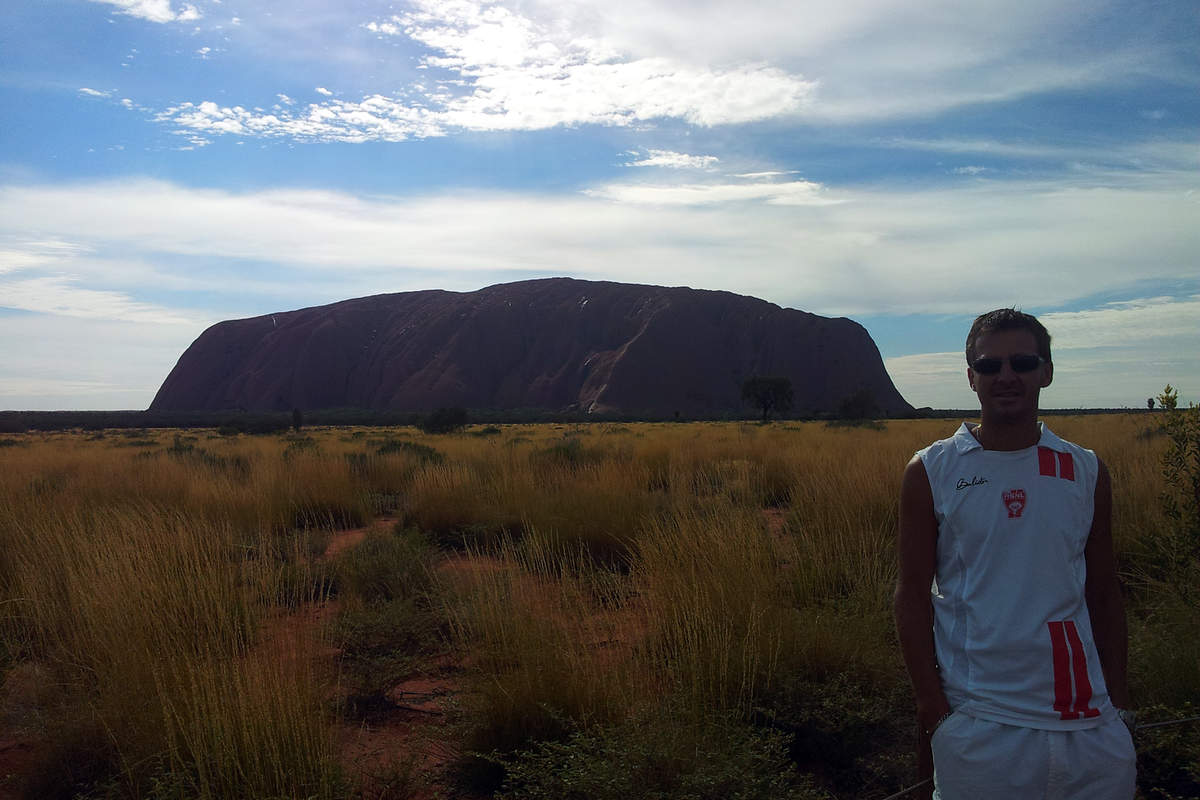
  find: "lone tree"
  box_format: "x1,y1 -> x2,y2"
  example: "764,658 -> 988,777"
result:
1148,398 -> 1155,411
742,376 -> 793,422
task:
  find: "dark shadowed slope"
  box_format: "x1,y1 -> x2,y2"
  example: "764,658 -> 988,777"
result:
150,278 -> 911,416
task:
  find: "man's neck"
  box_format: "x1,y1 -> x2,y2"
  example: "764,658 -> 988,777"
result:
971,415 -> 1041,451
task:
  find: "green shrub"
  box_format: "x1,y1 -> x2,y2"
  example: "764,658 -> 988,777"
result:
471,426 -> 503,437
335,597 -> 445,720
496,705 -> 831,800
529,437 -> 605,471
752,674 -> 910,798
333,526 -> 444,719
1135,702 -> 1200,800
374,439 -> 444,464
282,436 -> 319,459
335,526 -> 434,605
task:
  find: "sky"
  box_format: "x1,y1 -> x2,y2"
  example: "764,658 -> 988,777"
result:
1,0 -> 1197,412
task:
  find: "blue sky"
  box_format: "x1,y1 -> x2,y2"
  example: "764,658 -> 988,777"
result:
1,0 -> 1197,411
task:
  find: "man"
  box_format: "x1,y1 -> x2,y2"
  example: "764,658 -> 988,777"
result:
894,309 -> 1136,799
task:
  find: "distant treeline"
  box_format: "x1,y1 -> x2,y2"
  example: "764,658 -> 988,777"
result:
0,405 -> 1140,434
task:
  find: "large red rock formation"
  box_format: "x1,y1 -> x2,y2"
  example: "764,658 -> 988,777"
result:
150,278 -> 911,416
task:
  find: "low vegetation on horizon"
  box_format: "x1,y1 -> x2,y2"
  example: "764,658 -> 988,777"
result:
1,411 -> 1197,799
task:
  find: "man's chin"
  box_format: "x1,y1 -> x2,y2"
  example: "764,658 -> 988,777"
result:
986,402 -> 1034,424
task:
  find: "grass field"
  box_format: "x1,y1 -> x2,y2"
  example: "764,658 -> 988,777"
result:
1,413 -> 1197,799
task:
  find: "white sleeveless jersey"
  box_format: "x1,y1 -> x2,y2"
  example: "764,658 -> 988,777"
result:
917,422 -> 1112,730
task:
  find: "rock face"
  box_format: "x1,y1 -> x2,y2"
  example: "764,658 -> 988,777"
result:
150,278 -> 911,416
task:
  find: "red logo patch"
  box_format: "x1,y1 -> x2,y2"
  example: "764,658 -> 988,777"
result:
1038,447 -> 1075,481
1003,488 -> 1027,518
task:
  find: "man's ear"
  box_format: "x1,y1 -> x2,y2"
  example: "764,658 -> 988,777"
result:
968,367 -> 978,393
1041,361 -> 1054,388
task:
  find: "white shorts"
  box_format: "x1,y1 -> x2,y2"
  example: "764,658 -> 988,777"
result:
931,711 -> 1136,800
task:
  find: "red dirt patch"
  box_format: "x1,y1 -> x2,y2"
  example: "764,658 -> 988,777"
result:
0,663 -> 51,800
324,515 -> 402,560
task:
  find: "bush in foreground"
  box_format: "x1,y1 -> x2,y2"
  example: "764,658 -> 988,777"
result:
497,705 -> 831,800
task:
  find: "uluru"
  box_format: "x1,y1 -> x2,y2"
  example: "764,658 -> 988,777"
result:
150,278 -> 911,417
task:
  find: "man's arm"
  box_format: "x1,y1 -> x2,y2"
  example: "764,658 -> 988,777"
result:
894,455 -> 951,792
1084,457 -> 1132,711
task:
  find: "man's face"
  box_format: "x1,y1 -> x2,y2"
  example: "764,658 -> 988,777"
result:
967,328 -> 1052,422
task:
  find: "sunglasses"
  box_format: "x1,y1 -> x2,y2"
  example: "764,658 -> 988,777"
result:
970,354 -> 1046,375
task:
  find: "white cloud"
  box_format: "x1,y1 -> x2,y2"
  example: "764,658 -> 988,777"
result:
624,149 -> 719,169
158,97 -> 444,143
78,87 -> 111,97
389,0 -> 818,129
1041,296 -> 1200,349
89,0 -> 201,24
156,0 -> 815,143
879,136 -> 1200,172
364,20 -> 403,36
532,0 -> 1192,123
585,179 -> 839,206
2,172 -> 1196,319
315,87 -> 333,96
0,239 -> 93,274
734,171 -> 798,179
953,166 -> 990,175
196,46 -> 211,57
0,275 -> 199,325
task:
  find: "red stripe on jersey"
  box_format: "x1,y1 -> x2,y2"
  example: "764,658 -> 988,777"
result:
1038,446 -> 1058,477
1057,451 -> 1075,481
1048,621 -> 1079,720
1064,621 -> 1100,718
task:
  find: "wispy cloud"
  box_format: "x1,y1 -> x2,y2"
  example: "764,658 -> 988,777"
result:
78,87 -> 112,98
585,179 -> 837,206
0,275 -> 199,325
879,136 -> 1200,172
1042,296 -> 1200,349
0,239 -> 93,274
89,0 -> 200,24
623,150 -> 719,169
3,173 -> 1196,318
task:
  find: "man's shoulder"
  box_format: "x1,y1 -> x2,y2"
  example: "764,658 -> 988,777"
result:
917,423 -> 975,462
1037,423 -> 1099,463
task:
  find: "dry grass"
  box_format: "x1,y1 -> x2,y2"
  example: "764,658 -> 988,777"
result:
0,414 -> 1194,799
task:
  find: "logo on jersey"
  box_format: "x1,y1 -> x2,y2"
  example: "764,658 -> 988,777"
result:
1002,488 -> 1026,518
956,475 -> 988,490
1038,447 -> 1075,481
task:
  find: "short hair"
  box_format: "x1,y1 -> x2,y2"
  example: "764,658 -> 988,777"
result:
965,308 -> 1052,365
